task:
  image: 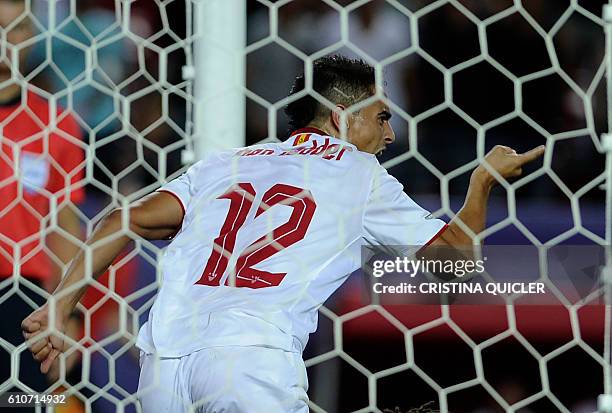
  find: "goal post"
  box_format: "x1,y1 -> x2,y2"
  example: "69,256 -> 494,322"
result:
192,0 -> 246,160
601,4 -> 612,412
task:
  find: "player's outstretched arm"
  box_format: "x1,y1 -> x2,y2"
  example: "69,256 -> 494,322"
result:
432,145 -> 545,247
21,191 -> 184,373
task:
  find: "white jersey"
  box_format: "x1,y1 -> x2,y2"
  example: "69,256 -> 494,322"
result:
136,130 -> 446,357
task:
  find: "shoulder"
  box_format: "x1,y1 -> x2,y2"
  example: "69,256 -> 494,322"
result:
182,147 -> 238,176
349,152 -> 388,181
365,162 -> 407,204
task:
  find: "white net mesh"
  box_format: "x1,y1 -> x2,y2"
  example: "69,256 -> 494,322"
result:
0,0 -> 610,412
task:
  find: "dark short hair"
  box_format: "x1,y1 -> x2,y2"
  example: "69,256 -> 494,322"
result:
284,55 -> 375,133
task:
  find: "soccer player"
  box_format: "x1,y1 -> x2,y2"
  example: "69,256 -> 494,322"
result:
22,55 -> 544,412
0,0 -> 84,398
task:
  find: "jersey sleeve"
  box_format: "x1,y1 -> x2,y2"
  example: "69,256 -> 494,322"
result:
157,160 -> 205,212
363,166 -> 447,246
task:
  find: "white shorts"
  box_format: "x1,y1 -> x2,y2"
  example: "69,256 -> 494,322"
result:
137,346 -> 309,413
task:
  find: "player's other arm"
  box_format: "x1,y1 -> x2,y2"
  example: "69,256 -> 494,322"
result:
432,145 -> 545,247
21,191 -> 184,373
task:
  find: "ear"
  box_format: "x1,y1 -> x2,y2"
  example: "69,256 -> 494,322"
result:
331,104 -> 348,132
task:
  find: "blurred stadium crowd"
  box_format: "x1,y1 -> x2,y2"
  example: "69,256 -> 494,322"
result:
0,0 -> 608,412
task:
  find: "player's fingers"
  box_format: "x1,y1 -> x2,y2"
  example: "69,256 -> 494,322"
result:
21,319 -> 41,333
24,332 -> 46,348
33,344 -> 52,362
518,145 -> 545,164
513,167 -> 523,177
28,337 -> 49,354
49,334 -> 65,350
22,329 -> 40,341
41,349 -> 60,374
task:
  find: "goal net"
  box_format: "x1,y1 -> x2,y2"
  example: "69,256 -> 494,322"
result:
0,0 -> 610,412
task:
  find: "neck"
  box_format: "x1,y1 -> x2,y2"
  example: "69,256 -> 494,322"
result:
0,83 -> 21,104
307,122 -> 338,139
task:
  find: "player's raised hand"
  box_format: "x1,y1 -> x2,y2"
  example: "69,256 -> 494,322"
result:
475,144 -> 545,185
21,304 -> 66,374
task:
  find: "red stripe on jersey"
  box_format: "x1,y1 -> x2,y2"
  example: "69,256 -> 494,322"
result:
290,127 -> 326,137
424,224 -> 449,247
416,224 -> 449,256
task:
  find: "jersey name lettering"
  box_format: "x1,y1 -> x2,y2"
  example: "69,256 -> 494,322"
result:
236,138 -> 353,161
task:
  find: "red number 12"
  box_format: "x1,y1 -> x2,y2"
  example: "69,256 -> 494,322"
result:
196,183 -> 316,289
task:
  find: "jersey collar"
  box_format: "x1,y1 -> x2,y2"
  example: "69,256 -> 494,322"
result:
290,127 -> 327,137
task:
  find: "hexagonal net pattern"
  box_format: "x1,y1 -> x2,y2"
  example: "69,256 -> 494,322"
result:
0,0 -> 610,412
